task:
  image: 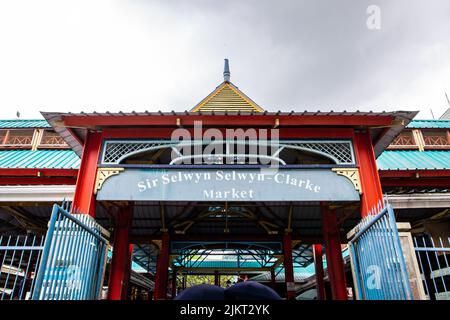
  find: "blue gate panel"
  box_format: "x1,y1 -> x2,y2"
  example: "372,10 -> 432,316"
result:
348,204 -> 413,300
32,203 -> 108,300
0,235 -> 44,300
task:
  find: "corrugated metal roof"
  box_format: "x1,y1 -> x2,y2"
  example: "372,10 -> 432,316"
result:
42,109 -> 417,117
41,110 -> 418,159
407,119 -> 450,129
377,150 -> 450,170
0,119 -> 50,128
0,150 -> 80,169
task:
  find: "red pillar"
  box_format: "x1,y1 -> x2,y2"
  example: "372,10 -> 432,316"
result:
322,206 -> 347,300
354,131 -> 384,217
154,232 -> 170,300
72,131 -> 102,217
313,244 -> 326,300
283,233 -> 296,299
107,205 -> 133,300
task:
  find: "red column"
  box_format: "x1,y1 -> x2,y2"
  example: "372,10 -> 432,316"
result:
354,131 -> 383,217
313,244 -> 326,300
154,232 -> 170,300
107,206 -> 133,300
72,131 -> 102,217
124,244 -> 133,298
283,233 -> 296,299
322,206 -> 347,300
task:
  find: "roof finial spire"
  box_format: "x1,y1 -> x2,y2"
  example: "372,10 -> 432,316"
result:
223,58 -> 230,82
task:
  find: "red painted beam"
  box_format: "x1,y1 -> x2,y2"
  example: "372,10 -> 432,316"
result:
379,169 -> 450,178
381,179 -> 450,187
101,127 -> 356,139
130,234 -> 323,243
0,177 -> 76,185
62,114 -> 394,128
0,168 -> 78,177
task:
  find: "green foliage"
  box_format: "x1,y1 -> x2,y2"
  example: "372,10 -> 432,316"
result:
177,274 -> 237,288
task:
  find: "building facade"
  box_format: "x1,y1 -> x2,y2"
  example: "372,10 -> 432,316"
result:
0,62 -> 449,300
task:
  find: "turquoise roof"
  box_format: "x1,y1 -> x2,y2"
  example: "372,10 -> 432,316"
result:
0,119 -> 50,128
377,150 -> 450,170
407,120 -> 450,129
0,150 -> 80,169
2,119 -> 449,129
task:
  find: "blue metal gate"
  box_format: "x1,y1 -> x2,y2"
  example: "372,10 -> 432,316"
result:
0,235 -> 44,300
348,204 -> 413,300
414,235 -> 450,300
32,203 -> 108,300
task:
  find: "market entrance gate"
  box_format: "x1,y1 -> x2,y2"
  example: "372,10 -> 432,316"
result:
32,202 -> 108,300
348,204 -> 413,300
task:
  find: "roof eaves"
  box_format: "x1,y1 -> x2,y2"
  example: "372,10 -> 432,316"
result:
373,110 -> 419,158
40,112 -> 84,157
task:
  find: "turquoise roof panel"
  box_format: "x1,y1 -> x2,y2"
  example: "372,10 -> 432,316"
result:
0,150 -> 80,169
0,119 -> 50,128
377,150 -> 450,170
407,120 -> 450,129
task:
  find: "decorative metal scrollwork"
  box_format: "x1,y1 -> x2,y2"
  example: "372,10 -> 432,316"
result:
94,168 -> 124,194
100,140 -> 355,165
331,168 -> 362,193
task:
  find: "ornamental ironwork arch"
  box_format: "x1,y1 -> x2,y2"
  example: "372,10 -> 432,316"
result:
100,139 -> 355,166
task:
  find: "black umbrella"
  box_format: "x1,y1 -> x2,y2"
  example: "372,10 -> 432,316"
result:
225,281 -> 282,300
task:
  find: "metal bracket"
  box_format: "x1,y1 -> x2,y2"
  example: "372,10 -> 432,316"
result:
94,168 -> 124,194
332,167 -> 362,194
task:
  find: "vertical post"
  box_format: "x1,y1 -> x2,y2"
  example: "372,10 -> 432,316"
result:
283,233 -> 296,299
313,244 -> 326,300
154,232 -> 170,300
322,206 -> 347,300
270,267 -> 276,290
107,205 -> 133,300
354,131 -> 383,217
124,244 -> 133,299
171,266 -> 177,299
182,274 -> 187,290
72,131 -> 102,217
214,270 -> 220,286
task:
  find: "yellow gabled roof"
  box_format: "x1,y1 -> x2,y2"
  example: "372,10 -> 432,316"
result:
191,82 -> 264,113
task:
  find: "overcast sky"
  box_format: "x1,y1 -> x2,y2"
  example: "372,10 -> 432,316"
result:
0,0 -> 449,119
